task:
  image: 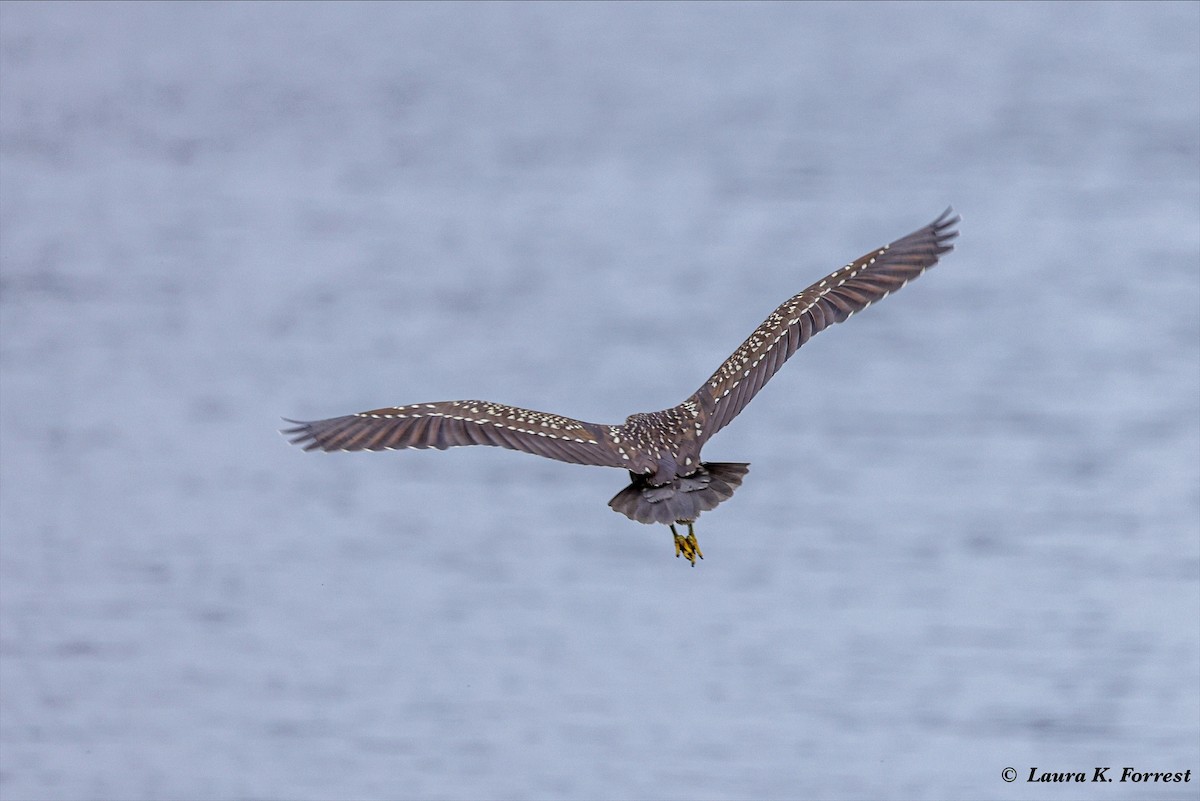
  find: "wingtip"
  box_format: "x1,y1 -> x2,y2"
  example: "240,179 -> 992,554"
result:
935,206 -> 961,227
279,418 -> 316,447
931,207 -> 960,250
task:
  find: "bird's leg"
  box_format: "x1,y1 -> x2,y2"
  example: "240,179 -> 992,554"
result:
686,521 -> 704,564
671,521 -> 703,566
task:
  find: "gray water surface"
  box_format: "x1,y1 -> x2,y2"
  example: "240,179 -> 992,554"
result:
1,3 -> 1197,799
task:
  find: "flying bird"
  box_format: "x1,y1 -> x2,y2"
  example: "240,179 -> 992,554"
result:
284,209 -> 958,564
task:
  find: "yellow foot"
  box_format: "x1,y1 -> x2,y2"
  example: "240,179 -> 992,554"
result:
670,522 -> 704,566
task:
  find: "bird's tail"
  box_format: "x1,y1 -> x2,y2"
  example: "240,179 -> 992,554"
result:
608,462 -> 750,525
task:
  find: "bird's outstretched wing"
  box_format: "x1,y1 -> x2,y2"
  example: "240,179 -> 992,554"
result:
283,400 -> 627,467
687,209 -> 959,444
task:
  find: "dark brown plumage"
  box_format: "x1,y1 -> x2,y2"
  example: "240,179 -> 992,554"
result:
284,209 -> 959,563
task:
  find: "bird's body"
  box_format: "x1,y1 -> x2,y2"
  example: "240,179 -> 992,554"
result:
285,209 -> 959,563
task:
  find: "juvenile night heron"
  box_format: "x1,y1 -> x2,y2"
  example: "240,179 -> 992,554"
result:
285,209 -> 958,564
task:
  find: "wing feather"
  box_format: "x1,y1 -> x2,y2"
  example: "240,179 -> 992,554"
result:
283,399 -> 626,468
689,209 -> 958,444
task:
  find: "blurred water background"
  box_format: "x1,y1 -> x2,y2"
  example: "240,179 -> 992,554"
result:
1,2 -> 1197,799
